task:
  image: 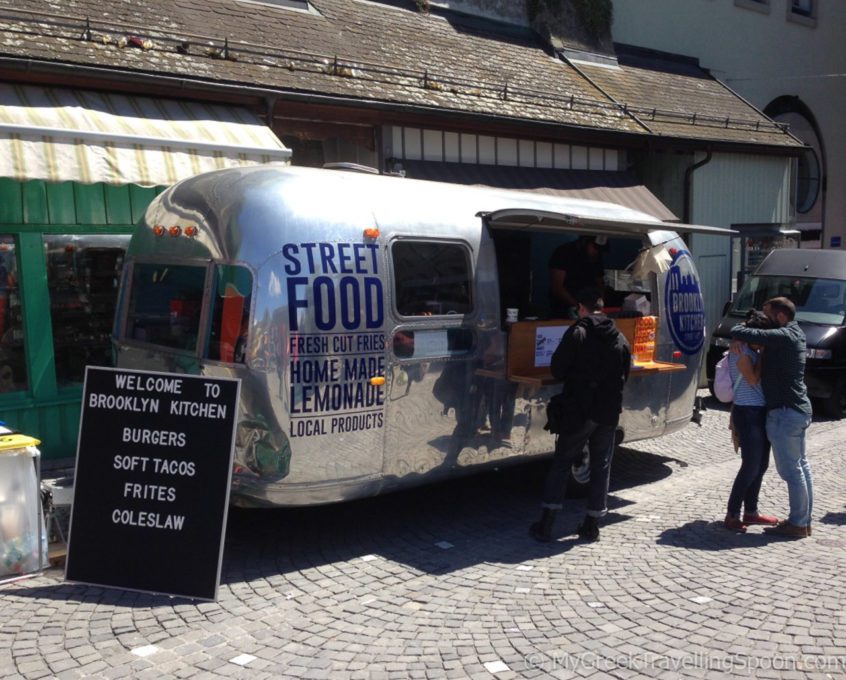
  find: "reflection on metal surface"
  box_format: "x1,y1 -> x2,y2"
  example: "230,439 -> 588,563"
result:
114,166 -> 705,507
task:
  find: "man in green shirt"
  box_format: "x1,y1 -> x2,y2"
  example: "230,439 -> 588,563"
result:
731,297 -> 813,538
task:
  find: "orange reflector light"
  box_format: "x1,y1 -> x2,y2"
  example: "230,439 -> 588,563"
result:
370,376 -> 386,386
168,226 -> 182,237
363,227 -> 380,239
153,225 -> 165,236
184,225 -> 198,237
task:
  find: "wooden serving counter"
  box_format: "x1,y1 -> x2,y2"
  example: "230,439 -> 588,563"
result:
504,318 -> 686,387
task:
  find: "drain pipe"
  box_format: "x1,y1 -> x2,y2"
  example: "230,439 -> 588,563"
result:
683,150 -> 712,223
683,148 -> 715,403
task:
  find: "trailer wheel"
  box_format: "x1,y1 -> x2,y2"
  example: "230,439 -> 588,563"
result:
566,429 -> 624,493
570,449 -> 591,484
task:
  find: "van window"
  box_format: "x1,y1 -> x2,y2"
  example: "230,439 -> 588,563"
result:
392,241 -> 473,316
732,275 -> 846,325
125,263 -> 206,352
207,265 -> 253,363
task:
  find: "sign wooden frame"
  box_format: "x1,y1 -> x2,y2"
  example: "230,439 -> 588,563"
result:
65,367 -> 240,601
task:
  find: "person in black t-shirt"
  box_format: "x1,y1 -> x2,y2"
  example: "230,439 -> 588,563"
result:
548,235 -> 606,318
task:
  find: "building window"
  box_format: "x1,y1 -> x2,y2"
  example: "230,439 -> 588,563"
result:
0,236 -> 25,393
791,0 -> 814,16
235,0 -> 312,11
44,235 -> 129,387
796,147 -> 821,214
765,100 -> 823,223
735,0 -> 770,13
787,0 -> 817,25
384,126 -> 624,172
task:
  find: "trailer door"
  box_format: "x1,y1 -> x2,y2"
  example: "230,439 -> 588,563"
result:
382,238 -> 479,483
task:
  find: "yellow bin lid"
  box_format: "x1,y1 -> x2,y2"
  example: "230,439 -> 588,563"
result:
0,433 -> 41,452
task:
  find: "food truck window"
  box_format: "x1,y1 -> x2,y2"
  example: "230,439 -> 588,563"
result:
206,265 -> 253,363
393,328 -> 475,359
125,263 -> 206,352
0,236 -> 26,393
44,235 -> 130,387
392,241 -> 473,317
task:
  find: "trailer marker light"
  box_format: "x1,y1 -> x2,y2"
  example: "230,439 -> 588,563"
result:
370,376 -> 386,386
168,226 -> 182,237
363,227 -> 380,239
672,350 -> 682,359
153,225 -> 165,236
184,225 -> 198,237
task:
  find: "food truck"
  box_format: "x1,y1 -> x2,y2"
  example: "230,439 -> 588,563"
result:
112,165 -> 729,506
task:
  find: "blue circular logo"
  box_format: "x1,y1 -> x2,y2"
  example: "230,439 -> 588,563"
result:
664,251 -> 705,355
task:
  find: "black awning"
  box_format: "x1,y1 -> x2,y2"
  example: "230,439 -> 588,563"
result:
399,160 -> 678,222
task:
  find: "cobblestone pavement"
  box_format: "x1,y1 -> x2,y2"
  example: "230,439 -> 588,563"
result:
2,392 -> 846,679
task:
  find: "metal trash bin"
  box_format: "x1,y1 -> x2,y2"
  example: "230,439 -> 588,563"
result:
0,431 -> 47,579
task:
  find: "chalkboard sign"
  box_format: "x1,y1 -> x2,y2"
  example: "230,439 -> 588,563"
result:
65,367 -> 240,600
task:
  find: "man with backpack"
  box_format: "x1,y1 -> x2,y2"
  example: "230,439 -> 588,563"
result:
530,287 -> 631,543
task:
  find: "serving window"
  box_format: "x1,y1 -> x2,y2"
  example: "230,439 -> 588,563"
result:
489,229 -> 653,322
392,240 -> 473,317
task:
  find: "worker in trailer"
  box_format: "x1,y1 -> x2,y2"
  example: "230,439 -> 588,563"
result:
548,235 -> 607,319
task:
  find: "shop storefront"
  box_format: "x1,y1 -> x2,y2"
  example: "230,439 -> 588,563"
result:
0,83 -> 290,461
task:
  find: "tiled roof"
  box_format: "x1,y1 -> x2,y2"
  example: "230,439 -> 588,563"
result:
573,45 -> 798,146
0,0 -> 800,147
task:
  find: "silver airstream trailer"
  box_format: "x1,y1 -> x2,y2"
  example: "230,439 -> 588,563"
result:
113,165 -> 727,507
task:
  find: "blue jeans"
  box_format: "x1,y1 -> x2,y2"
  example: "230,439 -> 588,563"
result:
766,407 -> 813,527
727,406 -> 770,517
542,419 -> 616,518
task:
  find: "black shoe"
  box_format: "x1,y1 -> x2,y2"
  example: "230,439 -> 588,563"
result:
529,509 -> 557,542
577,516 -> 599,542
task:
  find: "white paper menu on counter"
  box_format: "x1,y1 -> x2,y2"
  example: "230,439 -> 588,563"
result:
534,326 -> 568,367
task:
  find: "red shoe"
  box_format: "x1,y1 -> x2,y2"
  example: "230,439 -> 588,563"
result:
743,512 -> 780,526
724,515 -> 747,532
